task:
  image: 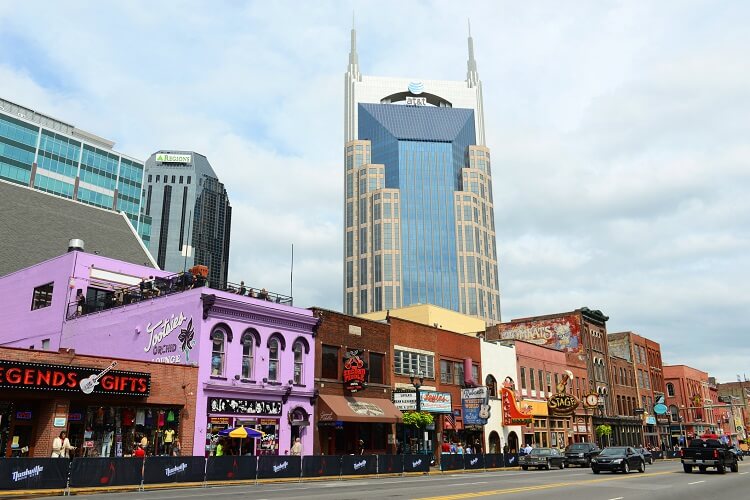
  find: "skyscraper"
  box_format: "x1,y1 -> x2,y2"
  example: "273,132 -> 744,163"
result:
143,151 -> 231,289
343,27 -> 500,324
0,97 -> 151,246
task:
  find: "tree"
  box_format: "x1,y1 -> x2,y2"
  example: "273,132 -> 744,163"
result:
402,411 -> 434,428
596,424 -> 612,447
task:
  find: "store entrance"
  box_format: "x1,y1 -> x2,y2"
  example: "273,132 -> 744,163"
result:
1,400 -> 36,458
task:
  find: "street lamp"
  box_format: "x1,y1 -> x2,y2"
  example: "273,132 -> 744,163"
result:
678,405 -> 686,446
410,370 -> 425,453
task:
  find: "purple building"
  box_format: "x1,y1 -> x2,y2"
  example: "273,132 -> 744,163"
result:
0,249 -> 317,457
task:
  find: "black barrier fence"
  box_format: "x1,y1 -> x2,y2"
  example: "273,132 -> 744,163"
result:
440,453 -> 465,471
378,454 -> 404,474
257,455 -> 301,480
484,454 -> 505,469
70,458 -> 144,487
0,458 -> 70,490
652,451 -> 664,460
504,453 -> 520,467
464,454 -> 485,470
341,455 -> 377,476
403,454 -> 430,473
303,455 -> 341,477
205,456 -> 257,481
143,456 -> 206,484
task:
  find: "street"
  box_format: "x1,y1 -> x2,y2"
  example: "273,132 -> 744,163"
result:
33,460 -> 750,500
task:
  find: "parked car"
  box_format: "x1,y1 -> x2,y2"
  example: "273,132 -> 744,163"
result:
591,446 -> 646,474
564,442 -> 601,467
681,438 -> 739,474
635,446 -> 653,464
520,448 -> 566,470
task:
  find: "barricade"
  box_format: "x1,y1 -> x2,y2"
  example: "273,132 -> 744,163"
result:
402,454 -> 429,473
484,453 -> 505,469
257,455 -> 301,479
378,454 -> 405,474
503,453 -> 520,467
341,455 -> 377,475
0,458 -> 70,490
464,454 -> 484,470
69,457 -> 144,487
440,453 -> 465,471
652,451 -> 664,460
205,456 -> 257,481
302,455 -> 341,478
143,456 -> 206,484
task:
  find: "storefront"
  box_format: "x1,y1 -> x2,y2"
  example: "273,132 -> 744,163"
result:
0,350 -> 197,458
317,394 -> 402,455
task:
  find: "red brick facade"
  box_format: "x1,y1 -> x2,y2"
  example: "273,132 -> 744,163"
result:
0,346 -> 197,458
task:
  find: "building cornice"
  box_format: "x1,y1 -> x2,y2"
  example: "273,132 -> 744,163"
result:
201,294 -> 317,334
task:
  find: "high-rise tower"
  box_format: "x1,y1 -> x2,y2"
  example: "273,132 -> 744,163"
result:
343,27 -> 500,324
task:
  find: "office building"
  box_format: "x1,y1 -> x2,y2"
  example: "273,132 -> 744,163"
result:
143,151 -> 231,288
0,97 -> 151,245
343,27 -> 500,324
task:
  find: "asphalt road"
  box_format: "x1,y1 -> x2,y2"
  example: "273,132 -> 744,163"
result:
34,460 -> 750,500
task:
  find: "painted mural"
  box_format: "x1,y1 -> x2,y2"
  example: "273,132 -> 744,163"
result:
498,315 -> 581,353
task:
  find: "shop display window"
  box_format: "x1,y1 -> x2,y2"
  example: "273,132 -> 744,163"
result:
68,406 -> 181,457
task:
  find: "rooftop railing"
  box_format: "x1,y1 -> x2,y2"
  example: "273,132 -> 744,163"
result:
66,273 -> 292,320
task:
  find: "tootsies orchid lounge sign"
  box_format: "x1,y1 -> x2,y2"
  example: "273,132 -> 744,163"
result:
0,360 -> 151,397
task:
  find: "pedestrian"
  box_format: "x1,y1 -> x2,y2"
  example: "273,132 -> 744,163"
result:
442,440 -> 451,454
357,439 -> 365,455
75,289 -> 86,316
52,431 -> 75,458
215,438 -> 225,457
457,443 -> 465,455
466,444 -> 473,454
291,437 -> 302,456
172,438 -> 181,456
133,444 -> 145,458
450,442 -> 457,454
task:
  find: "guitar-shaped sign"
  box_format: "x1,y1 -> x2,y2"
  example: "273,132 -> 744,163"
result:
79,361 -> 118,394
479,404 -> 491,420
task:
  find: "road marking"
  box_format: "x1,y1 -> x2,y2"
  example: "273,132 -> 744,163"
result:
740,472 -> 749,475
687,480 -> 705,485
447,481 -> 488,486
413,471 -> 675,500
608,497 -> 624,500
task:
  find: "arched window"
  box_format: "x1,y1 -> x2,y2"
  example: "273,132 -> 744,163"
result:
211,329 -> 225,376
666,382 -> 675,397
486,375 -> 498,398
293,340 -> 304,385
241,332 -> 255,379
268,338 -> 280,382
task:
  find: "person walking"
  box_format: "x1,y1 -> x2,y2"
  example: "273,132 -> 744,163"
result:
171,438 -> 182,456
52,431 -> 75,457
291,437 -> 303,456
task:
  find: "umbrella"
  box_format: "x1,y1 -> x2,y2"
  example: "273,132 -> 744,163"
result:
218,426 -> 264,455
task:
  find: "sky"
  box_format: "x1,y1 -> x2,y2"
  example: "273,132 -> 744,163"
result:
1,1 -> 748,382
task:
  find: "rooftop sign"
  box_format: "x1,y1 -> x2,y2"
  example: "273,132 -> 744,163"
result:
156,153 -> 191,163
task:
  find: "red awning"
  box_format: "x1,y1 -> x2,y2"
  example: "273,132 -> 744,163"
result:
318,395 -> 402,424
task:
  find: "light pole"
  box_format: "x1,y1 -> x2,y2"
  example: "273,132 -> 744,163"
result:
410,370 -> 425,453
679,405 -> 686,446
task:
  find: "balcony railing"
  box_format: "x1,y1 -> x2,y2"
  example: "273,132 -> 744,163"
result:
67,273 -> 292,320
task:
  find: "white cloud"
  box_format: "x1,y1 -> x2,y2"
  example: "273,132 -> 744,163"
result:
1,0 -> 749,381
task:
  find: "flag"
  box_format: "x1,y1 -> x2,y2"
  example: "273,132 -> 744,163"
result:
445,413 -> 455,429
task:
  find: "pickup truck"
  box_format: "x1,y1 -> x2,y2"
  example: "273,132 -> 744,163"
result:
681,438 -> 739,474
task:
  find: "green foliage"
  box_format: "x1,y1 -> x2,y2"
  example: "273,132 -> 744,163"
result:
402,411 -> 434,428
596,424 -> 612,437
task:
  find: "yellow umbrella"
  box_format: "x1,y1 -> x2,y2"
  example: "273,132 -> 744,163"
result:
226,425 -> 264,454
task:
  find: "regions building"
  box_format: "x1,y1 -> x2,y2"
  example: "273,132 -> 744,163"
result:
0,97 -> 151,245
143,151 -> 231,289
343,28 -> 500,324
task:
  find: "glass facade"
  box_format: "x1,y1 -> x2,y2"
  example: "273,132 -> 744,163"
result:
0,108 -> 149,245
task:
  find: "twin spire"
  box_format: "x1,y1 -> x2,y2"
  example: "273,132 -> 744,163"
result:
347,16 -> 479,85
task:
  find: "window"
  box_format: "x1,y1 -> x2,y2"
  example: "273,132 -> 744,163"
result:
394,350 -> 434,378
369,352 -> 384,384
241,332 -> 254,379
179,175 -> 183,184
530,368 -> 535,391
293,341 -> 304,385
440,360 -> 452,384
472,365 -> 479,385
322,345 -> 338,379
538,370 -> 544,392
486,375 -> 497,398
453,362 -> 464,386
41,339 -> 50,350
667,382 -> 675,397
31,282 -> 54,310
521,367 -> 527,390
211,329 -> 225,376
187,176 -> 191,184
171,175 -> 175,183
268,338 -> 280,382
546,372 -> 552,393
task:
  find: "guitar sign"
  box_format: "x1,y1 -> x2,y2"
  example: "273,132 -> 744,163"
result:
79,361 -> 118,394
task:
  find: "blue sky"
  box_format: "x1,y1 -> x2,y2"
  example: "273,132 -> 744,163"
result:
2,1 -> 749,382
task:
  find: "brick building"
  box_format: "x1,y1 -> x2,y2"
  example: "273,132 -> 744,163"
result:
664,364 -> 717,445
0,346 -> 197,458
389,317 -> 482,460
716,380 -> 750,444
310,308 -> 401,455
607,354 -> 642,446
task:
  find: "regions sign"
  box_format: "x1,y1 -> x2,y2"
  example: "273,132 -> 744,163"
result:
497,315 -> 581,353
155,153 -> 192,163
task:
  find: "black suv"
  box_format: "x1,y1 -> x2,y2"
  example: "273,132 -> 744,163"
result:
564,442 -> 601,467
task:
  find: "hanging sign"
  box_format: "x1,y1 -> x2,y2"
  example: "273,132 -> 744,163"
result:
342,349 -> 368,393
547,370 -> 579,416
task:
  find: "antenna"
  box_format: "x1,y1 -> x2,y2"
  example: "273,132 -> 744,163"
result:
468,18 -> 471,37
290,243 -> 294,305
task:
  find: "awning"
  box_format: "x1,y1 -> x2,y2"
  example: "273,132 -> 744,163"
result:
318,394 -> 403,424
